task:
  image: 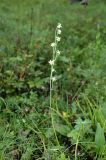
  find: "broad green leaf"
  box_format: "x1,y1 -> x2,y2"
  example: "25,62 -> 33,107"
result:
54,123 -> 71,136
95,123 -> 105,151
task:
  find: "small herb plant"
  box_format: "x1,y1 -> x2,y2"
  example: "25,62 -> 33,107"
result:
49,23 -> 62,108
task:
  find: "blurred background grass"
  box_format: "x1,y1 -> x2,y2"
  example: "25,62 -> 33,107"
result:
0,0 -> 106,159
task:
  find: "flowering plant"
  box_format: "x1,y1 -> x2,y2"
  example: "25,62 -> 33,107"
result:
49,23 -> 62,108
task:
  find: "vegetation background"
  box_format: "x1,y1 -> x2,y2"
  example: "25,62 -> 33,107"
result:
0,0 -> 106,159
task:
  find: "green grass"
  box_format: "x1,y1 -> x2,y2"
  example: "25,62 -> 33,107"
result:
0,0 -> 106,159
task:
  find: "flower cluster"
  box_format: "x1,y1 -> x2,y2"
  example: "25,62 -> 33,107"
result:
49,23 -> 62,83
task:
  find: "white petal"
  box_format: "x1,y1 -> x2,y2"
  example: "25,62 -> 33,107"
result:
51,43 -> 56,47
57,23 -> 62,29
52,77 -> 56,81
57,29 -> 61,34
56,37 -> 61,42
49,60 -> 55,65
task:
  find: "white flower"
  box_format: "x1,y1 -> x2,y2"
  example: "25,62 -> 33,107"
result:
57,29 -> 61,34
52,77 -> 56,82
49,60 -> 55,65
52,68 -> 55,72
57,50 -> 60,55
56,36 -> 61,42
51,42 -> 56,47
57,23 -> 62,29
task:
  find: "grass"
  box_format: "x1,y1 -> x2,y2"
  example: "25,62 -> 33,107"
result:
0,0 -> 106,159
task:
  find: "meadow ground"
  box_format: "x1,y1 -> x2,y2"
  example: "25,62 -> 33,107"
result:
0,0 -> 106,159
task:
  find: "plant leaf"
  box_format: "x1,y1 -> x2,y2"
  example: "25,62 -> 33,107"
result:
95,123 -> 105,151
54,123 -> 71,136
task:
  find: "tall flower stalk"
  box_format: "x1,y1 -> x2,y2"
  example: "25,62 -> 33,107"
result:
49,23 -> 62,108
48,23 -> 62,146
